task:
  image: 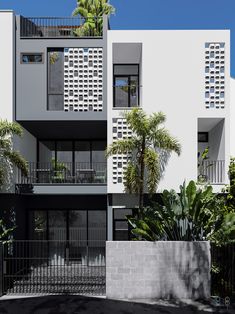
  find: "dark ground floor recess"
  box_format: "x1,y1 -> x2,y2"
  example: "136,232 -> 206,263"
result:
0,193 -> 144,242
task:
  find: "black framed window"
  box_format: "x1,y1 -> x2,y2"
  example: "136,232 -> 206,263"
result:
113,208 -> 133,240
48,48 -> 64,111
198,132 -> 209,143
113,64 -> 139,108
21,53 -> 43,64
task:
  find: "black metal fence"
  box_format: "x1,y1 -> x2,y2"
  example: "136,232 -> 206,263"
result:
211,244 -> 235,298
16,162 -> 107,185
20,16 -> 103,38
2,240 -> 105,295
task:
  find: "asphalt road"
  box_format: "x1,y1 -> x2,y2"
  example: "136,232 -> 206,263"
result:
0,295 -> 234,314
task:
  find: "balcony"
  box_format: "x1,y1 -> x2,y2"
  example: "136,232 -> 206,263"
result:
20,16 -> 103,38
198,160 -> 225,184
17,162 -> 107,185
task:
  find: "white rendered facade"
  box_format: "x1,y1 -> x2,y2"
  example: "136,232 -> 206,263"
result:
107,30 -> 231,194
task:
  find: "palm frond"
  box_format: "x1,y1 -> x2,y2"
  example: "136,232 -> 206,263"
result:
0,120 -> 23,138
0,167 -> 5,186
148,112 -> 166,130
124,162 -> 140,193
4,151 -> 28,177
152,128 -> 181,155
106,138 -> 136,157
124,108 -> 149,137
144,148 -> 160,194
0,138 -> 11,150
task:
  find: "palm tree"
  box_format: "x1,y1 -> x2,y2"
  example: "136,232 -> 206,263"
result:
0,120 -> 28,188
106,108 -> 181,217
72,0 -> 115,36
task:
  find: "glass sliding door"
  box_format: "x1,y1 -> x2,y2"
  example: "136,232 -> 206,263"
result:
48,210 -> 67,264
29,211 -> 47,240
38,141 -> 56,183
56,141 -> 73,183
88,211 -> 106,266
75,141 -> 92,183
92,141 -> 106,183
69,210 -> 87,264
28,209 -> 106,265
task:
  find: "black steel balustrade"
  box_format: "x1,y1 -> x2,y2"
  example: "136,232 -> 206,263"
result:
20,16 -> 103,38
17,162 -> 107,185
2,240 -> 106,295
198,160 -> 225,184
211,244 -> 235,298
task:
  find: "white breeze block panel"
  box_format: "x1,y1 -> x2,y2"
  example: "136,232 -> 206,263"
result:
112,118 -> 132,184
205,43 -> 225,109
106,241 -> 211,300
64,47 -> 103,112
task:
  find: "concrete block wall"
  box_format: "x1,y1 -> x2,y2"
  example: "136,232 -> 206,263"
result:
106,241 -> 210,300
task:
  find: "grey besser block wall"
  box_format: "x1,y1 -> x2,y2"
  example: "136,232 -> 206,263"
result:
106,241 -> 211,300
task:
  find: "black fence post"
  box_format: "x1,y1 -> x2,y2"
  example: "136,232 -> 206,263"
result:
0,242 -> 3,296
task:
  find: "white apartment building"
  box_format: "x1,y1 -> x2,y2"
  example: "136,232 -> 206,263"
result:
0,10 -> 232,244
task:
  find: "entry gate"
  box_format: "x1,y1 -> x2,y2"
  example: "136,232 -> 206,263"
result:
2,240 -> 105,295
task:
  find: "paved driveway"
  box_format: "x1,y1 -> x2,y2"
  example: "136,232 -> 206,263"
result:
0,295 -> 234,314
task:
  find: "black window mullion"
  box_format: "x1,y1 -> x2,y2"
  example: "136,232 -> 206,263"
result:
72,141 -> 75,180
90,141 -> 92,168
55,141 -> 57,171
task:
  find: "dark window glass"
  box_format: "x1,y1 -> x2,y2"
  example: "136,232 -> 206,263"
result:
39,141 -> 56,163
57,141 -> 73,163
113,208 -> 133,241
75,141 -> 90,165
48,49 -> 64,110
113,65 -> 139,107
21,53 -> 43,63
114,77 -> 129,107
198,132 -> 209,143
29,211 -> 47,240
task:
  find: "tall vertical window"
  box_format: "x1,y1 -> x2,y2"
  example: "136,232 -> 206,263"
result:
113,64 -> 139,108
48,48 -> 64,110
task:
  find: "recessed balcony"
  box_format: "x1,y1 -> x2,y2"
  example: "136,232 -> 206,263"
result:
198,118 -> 225,185
17,162 -> 107,185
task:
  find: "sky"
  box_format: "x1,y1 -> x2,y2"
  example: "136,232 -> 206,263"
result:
0,0 -> 234,77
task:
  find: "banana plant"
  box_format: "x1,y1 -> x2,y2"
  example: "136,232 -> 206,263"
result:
128,180 -> 235,244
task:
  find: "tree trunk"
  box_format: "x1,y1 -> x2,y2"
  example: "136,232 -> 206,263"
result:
138,138 -> 145,219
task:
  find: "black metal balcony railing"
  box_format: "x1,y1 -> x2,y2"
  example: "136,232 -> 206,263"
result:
198,160 -> 225,184
17,162 -> 107,185
20,16 -> 103,38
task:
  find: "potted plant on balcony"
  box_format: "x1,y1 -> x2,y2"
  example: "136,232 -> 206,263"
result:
198,147 -> 213,184
51,158 -> 67,183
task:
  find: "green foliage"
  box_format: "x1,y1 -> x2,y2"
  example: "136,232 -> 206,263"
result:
72,0 -> 115,36
0,120 -> 28,187
0,219 -> 15,243
197,147 -> 212,184
51,158 -> 67,182
106,108 -> 181,212
223,157 -> 235,212
128,180 -> 235,245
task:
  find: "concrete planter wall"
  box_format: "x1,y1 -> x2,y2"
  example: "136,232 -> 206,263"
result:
106,241 -> 210,300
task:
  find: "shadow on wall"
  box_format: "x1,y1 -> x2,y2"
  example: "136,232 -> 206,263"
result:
158,242 -> 210,300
